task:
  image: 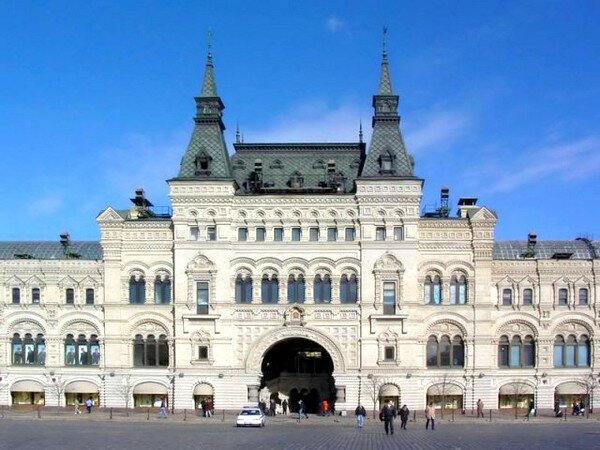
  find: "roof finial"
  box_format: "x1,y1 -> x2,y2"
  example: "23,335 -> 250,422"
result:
359,119 -> 363,143
236,122 -> 241,144
207,28 -> 214,58
382,26 -> 388,57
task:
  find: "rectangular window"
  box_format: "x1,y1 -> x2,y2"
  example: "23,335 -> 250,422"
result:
190,226 -> 199,240
198,345 -> 209,360
31,288 -> 40,304
256,227 -> 266,242
196,282 -> 209,314
522,289 -> 533,306
393,226 -> 404,241
383,282 -> 396,315
579,288 -> 589,305
238,227 -> 248,241
327,227 -> 337,242
66,288 -> 74,305
553,345 -> 563,367
207,226 -> 217,241
376,227 -> 386,241
85,288 -> 95,305
384,346 -> 395,361
502,289 -> 513,306
274,227 -> 283,242
291,227 -> 301,241
12,287 -> 21,304
558,288 -> 568,306
309,227 -> 319,242
345,227 -> 355,241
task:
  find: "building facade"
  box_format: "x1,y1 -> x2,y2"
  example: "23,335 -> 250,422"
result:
1,48 -> 599,414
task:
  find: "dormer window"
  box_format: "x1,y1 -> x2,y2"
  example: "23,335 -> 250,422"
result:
194,152 -> 212,176
379,152 -> 395,175
289,172 -> 304,189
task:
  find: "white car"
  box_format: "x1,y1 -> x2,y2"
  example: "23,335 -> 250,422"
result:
236,406 -> 266,427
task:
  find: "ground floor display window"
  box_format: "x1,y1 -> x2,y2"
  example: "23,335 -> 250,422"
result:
555,394 -> 589,410
11,391 -> 44,406
65,393 -> 99,406
498,394 -> 534,409
134,394 -> 165,408
426,395 -> 463,410
194,395 -> 213,409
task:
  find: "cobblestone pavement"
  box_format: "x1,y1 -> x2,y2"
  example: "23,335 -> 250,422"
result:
0,417 -> 599,450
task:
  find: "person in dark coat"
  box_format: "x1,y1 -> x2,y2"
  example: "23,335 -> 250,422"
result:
399,404 -> 410,430
355,403 -> 366,428
380,401 -> 396,435
282,399 -> 288,415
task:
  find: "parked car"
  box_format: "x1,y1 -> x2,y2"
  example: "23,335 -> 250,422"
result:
236,406 -> 266,427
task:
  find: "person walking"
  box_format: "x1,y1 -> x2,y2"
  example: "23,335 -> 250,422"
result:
425,402 -> 436,430
159,396 -> 168,418
85,396 -> 94,414
296,400 -> 307,423
476,399 -> 484,418
355,403 -> 366,428
73,398 -> 81,415
399,404 -> 409,430
380,401 -> 396,435
282,399 -> 288,415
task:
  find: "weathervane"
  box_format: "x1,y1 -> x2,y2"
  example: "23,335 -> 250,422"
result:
382,26 -> 388,56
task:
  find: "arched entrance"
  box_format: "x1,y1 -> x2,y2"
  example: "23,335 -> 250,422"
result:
260,338 -> 335,414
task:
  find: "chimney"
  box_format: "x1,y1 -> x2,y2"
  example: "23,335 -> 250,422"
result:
457,197 -> 478,218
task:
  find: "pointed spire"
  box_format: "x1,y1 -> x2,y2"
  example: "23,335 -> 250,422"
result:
236,122 -> 241,144
359,120 -> 363,143
200,29 -> 218,97
378,26 -> 394,95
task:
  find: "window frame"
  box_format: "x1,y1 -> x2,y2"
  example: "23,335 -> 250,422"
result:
256,227 -> 266,242
238,227 -> 248,241
393,226 -> 404,241
382,281 -> 396,315
196,281 -> 209,314
327,227 -> 337,242
206,226 -> 217,241
375,226 -> 386,241
273,227 -> 284,242
85,288 -> 95,305
344,227 -> 355,242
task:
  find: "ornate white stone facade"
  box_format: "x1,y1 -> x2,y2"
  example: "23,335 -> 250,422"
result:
1,50 -> 598,415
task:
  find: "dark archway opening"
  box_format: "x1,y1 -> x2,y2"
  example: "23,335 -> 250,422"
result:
260,338 -> 335,414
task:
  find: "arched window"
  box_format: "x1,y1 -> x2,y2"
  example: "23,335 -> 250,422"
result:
287,275 -> 304,304
450,275 -> 467,305
12,333 -> 45,366
554,333 -> 592,368
65,333 -> 100,366
498,335 -> 509,367
133,334 -> 169,367
522,288 -> 533,306
340,274 -> 358,304
424,275 -> 442,305
235,275 -> 253,304
499,334 -> 535,368
502,288 -> 513,306
129,275 -> 146,304
426,335 -> 464,368
314,275 -> 331,304
261,275 -> 279,304
579,288 -> 589,306
154,277 -> 171,304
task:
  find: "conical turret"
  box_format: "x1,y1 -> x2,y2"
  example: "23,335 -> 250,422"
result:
360,40 -> 415,179
175,49 -> 232,180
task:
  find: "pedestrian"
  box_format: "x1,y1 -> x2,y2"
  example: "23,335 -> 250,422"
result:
159,396 -> 168,418
379,400 -> 396,435
297,400 -> 307,422
399,404 -> 409,430
269,398 -> 276,416
355,403 -> 366,428
322,399 -> 329,416
85,396 -> 93,414
425,402 -> 435,430
282,399 -> 288,415
206,398 -> 213,418
476,398 -> 484,418
73,398 -> 81,415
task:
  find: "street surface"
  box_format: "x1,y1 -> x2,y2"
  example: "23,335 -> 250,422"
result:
0,417 -> 598,449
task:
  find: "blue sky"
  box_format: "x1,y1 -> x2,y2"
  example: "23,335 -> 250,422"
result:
0,1 -> 598,241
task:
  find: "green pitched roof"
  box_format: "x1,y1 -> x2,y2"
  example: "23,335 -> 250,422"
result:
231,143 -> 364,194
0,241 -> 102,260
